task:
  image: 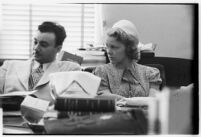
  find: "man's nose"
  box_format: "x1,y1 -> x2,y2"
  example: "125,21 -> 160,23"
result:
33,43 -> 40,51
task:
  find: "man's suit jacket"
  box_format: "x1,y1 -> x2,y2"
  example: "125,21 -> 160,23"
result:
0,59 -> 81,101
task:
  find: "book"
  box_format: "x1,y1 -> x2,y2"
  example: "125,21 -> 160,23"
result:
57,111 -> 102,119
55,97 -> 116,113
0,90 -> 37,111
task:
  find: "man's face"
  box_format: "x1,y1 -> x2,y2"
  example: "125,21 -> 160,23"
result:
32,31 -> 61,64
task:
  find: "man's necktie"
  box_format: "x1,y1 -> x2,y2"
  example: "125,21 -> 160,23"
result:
28,64 -> 44,90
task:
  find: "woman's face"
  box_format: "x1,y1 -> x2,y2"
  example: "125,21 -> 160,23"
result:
106,36 -> 129,64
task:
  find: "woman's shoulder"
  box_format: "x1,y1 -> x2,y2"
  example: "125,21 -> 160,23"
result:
135,63 -> 160,77
135,63 -> 159,72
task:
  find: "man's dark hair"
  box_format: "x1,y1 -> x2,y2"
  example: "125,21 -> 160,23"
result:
38,21 -> 67,47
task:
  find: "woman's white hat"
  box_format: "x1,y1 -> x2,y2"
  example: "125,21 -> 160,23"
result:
112,20 -> 139,41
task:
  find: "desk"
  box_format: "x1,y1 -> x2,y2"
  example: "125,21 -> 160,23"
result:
3,115 -> 34,134
3,107 -> 149,135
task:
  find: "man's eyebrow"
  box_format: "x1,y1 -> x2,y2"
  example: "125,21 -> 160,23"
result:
33,38 -> 48,45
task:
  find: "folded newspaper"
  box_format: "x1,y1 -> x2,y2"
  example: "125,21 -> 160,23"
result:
49,71 -> 101,99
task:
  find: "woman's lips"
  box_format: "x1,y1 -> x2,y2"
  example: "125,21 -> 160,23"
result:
108,57 -> 115,62
108,56 -> 113,59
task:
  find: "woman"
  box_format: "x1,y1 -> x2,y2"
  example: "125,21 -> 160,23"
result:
93,20 -> 162,101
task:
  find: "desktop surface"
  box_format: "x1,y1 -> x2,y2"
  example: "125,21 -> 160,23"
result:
2,107 -> 149,135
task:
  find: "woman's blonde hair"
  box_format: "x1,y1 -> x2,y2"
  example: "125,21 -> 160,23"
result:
107,27 -> 139,60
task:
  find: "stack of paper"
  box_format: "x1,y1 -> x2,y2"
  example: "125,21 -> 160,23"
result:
138,42 -> 157,52
49,71 -> 101,99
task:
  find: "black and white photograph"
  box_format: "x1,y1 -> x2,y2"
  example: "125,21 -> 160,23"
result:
0,0 -> 199,136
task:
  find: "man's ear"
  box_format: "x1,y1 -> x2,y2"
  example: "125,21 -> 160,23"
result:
56,45 -> 62,52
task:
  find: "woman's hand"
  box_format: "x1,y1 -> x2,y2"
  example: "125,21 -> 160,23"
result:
97,89 -> 125,101
149,83 -> 160,97
149,88 -> 160,97
116,98 -> 128,107
116,97 -> 155,107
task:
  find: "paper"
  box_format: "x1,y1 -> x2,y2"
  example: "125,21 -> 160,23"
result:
21,96 -> 50,124
49,71 -> 101,99
3,126 -> 33,134
138,42 -> 156,52
0,90 -> 37,97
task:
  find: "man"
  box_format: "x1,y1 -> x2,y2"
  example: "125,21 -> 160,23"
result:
0,21 -> 81,101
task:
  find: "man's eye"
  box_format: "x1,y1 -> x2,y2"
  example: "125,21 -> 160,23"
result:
40,44 -> 46,47
40,42 -> 48,47
34,41 -> 37,45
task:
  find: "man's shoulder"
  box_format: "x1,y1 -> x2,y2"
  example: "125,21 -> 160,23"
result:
2,59 -> 30,66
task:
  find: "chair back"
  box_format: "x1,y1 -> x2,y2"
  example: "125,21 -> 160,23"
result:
57,51 -> 83,65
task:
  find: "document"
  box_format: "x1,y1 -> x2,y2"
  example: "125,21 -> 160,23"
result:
49,71 -> 101,98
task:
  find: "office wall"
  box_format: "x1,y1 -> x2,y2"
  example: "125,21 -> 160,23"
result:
102,4 -> 195,59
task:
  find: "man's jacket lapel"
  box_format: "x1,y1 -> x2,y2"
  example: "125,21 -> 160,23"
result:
15,59 -> 32,90
35,61 -> 59,88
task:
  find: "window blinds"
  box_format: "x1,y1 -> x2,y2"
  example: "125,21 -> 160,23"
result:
0,3 -> 96,59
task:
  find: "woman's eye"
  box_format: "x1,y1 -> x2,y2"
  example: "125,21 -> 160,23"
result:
105,44 -> 110,48
111,45 -> 117,49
